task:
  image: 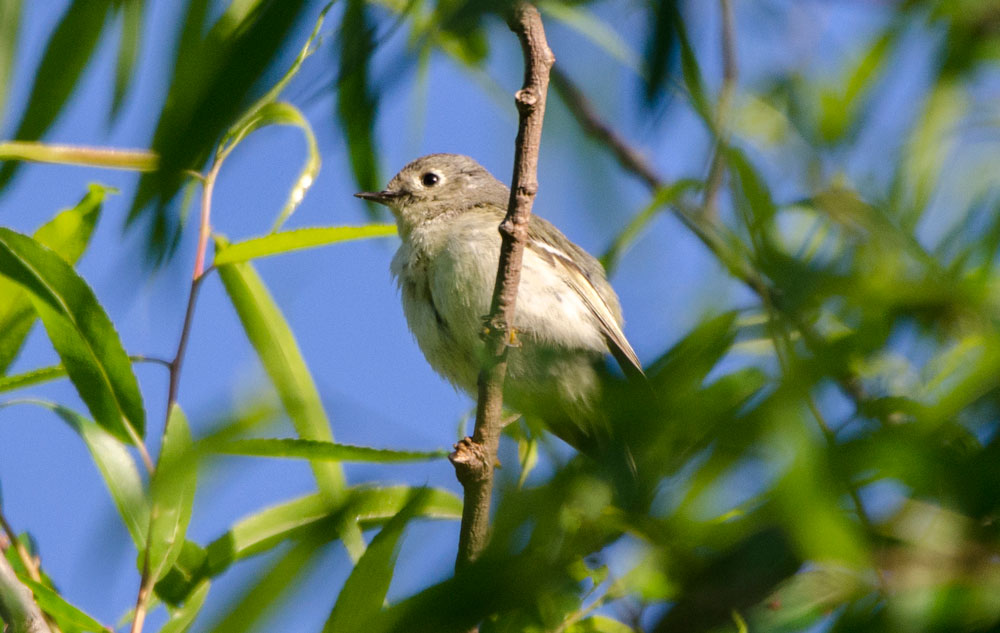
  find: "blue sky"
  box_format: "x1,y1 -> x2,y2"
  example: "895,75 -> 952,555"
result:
0,1 -> 902,630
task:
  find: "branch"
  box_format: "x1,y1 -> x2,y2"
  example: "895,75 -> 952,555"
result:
0,554 -> 51,633
451,2 -> 554,571
701,0 -> 737,219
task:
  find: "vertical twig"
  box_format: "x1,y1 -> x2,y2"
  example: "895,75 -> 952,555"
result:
0,511 -> 60,633
131,163 -> 219,633
450,2 -> 554,571
701,0 -> 737,219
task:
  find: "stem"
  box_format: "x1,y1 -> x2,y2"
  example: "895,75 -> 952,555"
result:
132,158 -> 220,633
451,2 -> 554,572
0,553 -> 51,633
701,0 -> 737,219
0,141 -> 157,171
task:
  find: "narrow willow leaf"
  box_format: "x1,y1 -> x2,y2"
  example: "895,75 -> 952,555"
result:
203,486 -> 460,576
215,249 -> 362,556
0,364 -> 65,393
147,405 -> 197,582
0,228 -> 146,443
0,0 -> 113,190
111,0 -> 144,119
0,183 -> 110,374
539,2 -> 640,73
566,615 -> 634,633
17,576 -> 106,632
215,102 -> 321,231
215,250 -> 345,499
324,490 -> 429,633
214,225 -> 396,266
160,580 -> 210,633
0,0 -> 22,121
215,438 -> 446,463
601,179 -> 699,273
6,400 -> 148,546
336,0 -> 382,210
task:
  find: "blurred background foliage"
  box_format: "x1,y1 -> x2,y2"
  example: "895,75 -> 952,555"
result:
2,0 -> 1000,632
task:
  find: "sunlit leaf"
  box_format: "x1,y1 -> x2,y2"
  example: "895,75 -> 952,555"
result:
213,225 -> 396,266
0,364 -> 66,393
566,615 -> 635,633
17,576 -> 107,632
215,248 -> 362,556
5,400 -> 148,546
0,0 -> 22,121
0,183 -> 110,374
0,0 -> 113,190
160,580 -> 209,633
0,228 -> 145,444
324,490 -> 429,633
146,405 -> 197,583
602,179 -> 699,273
215,438 -> 447,463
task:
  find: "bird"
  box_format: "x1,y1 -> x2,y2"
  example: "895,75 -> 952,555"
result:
356,153 -> 642,449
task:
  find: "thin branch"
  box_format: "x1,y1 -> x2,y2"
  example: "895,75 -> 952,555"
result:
0,553 -> 51,633
451,2 -> 554,572
701,0 -> 737,219
0,512 -> 63,633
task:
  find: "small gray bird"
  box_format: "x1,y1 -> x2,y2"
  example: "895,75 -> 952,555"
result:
357,154 -> 642,448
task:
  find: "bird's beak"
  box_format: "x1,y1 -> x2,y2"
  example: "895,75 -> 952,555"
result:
354,190 -> 399,206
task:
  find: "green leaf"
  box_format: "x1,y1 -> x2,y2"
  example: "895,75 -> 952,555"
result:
0,0 -> 22,122
215,250 -> 362,556
213,225 -> 396,266
146,405 -> 197,583
17,576 -> 107,632
111,0 -> 144,120
566,615 -> 635,633
0,183 -> 110,374
160,580 -> 209,633
0,228 -> 145,444
0,0 -> 113,190
602,179 -> 700,273
324,490 -> 429,633
215,438 -> 447,463
7,400 -> 148,546
216,101 -> 321,231
0,364 -> 65,394
539,2 -> 640,73
336,0 -> 382,210
128,0 -> 309,263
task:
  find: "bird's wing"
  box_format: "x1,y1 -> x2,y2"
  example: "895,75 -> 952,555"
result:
527,238 -> 644,377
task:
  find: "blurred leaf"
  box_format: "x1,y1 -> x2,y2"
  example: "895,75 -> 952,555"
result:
539,1 -> 640,73
215,438 -> 447,463
207,534 -> 325,633
0,0 -> 22,122
129,0 -> 309,263
213,224 -> 396,266
10,401 -> 149,546
0,183 -> 109,374
652,528 -> 801,633
602,179 -> 699,273
566,615 -> 635,633
216,101 -> 321,231
146,405 -> 197,583
17,576 -> 106,632
816,30 -> 896,144
0,228 -> 145,444
0,0 -> 113,190
159,580 -> 209,633
111,0 -> 144,119
324,490 -> 429,633
0,142 -> 158,170
216,244 -> 347,502
336,0 -> 382,210
746,567 -> 865,633
642,0 -> 680,105
646,311 -> 738,393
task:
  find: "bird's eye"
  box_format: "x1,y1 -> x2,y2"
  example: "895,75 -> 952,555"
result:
421,172 -> 440,187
